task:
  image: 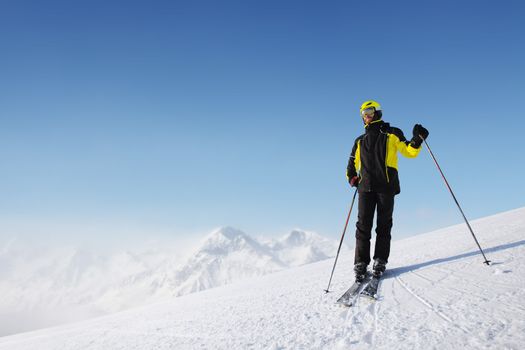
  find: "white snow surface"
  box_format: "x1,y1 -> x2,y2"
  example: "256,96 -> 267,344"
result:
1,207 -> 525,349
0,227 -> 343,336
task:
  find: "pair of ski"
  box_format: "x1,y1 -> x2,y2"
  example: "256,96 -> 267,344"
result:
336,273 -> 382,307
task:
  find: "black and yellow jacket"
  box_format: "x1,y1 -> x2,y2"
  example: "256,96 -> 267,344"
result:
346,120 -> 421,194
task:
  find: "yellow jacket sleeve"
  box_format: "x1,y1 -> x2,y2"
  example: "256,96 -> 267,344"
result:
396,138 -> 421,158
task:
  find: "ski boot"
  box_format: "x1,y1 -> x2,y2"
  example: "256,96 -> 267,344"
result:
372,258 -> 387,278
354,262 -> 368,282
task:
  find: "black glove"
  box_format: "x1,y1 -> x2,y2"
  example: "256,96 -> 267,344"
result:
410,124 -> 429,148
349,176 -> 359,188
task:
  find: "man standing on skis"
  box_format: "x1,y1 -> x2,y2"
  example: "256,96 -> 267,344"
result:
347,100 -> 429,282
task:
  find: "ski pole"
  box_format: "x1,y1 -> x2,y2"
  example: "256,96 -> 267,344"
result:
420,136 -> 491,265
324,188 -> 358,293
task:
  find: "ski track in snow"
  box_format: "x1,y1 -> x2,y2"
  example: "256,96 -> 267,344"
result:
1,208 -> 525,349
394,274 -> 457,327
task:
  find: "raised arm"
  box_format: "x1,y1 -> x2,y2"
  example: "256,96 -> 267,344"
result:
394,124 -> 429,158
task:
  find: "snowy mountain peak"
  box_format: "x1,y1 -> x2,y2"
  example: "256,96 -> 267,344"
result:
3,208 -> 525,349
170,227 -> 285,296
211,226 -> 248,240
270,229 -> 343,267
199,226 -> 262,255
206,226 -> 253,246
281,229 -> 318,246
0,226 -> 341,337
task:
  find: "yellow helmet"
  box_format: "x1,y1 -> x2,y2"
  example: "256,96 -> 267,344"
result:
360,100 -> 382,119
360,100 -> 382,113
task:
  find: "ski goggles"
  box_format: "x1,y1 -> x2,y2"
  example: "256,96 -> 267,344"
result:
361,107 -> 376,117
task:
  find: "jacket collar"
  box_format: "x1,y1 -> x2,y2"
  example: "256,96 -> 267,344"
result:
364,119 -> 383,131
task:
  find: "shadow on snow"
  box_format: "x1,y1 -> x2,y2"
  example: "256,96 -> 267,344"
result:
386,239 -> 525,278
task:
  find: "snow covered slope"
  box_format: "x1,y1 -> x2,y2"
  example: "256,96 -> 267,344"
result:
0,227 -> 342,336
1,207 -> 524,349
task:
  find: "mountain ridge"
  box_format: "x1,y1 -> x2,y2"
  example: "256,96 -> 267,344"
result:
0,226 -> 342,336
1,207 -> 524,349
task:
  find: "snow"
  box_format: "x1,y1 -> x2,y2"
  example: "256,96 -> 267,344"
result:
1,207 -> 524,349
269,229 -> 340,267
0,227 -> 343,336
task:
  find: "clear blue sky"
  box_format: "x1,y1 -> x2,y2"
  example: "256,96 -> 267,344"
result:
1,0 -> 524,247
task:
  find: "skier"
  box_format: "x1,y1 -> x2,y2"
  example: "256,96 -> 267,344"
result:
347,100 -> 429,282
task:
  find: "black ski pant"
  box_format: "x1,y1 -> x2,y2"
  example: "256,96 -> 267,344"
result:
354,191 -> 395,266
